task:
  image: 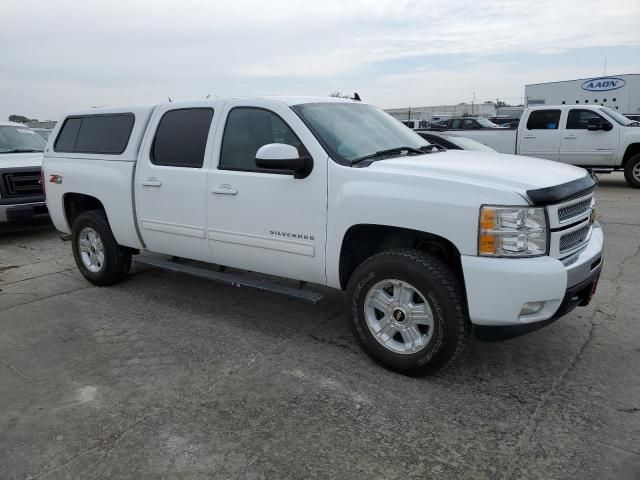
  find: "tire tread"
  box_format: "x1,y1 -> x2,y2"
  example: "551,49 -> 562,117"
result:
347,248 -> 470,375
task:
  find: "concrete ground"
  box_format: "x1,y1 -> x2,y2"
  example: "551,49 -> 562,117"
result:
1,173 -> 638,480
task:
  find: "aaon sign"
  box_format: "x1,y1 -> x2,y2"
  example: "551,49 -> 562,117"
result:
581,77 -> 626,92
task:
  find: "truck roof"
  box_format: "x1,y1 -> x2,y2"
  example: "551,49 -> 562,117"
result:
61,96 -> 359,118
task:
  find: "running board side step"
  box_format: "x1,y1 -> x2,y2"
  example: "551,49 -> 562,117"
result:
134,256 -> 324,304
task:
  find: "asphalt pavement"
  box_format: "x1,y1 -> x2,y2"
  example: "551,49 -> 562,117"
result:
1,173 -> 638,479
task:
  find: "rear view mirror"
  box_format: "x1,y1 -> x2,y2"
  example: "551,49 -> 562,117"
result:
255,143 -> 313,179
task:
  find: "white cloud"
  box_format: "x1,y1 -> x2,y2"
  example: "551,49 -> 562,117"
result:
1,0 -> 639,119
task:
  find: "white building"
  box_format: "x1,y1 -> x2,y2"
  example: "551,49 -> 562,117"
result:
525,74 -> 640,115
385,102 -> 497,123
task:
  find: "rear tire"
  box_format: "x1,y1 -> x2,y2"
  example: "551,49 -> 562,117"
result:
346,249 -> 470,376
624,153 -> 640,188
72,210 -> 131,286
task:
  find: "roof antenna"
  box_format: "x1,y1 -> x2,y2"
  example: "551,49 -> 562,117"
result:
168,97 -> 173,103
352,92 -> 361,101
206,94 -> 210,99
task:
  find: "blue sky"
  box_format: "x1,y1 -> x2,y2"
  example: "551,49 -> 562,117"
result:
1,0 -> 639,120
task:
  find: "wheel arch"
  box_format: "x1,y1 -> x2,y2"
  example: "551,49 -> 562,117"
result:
622,143 -> 640,167
63,192 -> 106,230
338,224 -> 464,290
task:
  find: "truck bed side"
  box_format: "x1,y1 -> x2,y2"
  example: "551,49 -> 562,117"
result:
43,106 -> 156,249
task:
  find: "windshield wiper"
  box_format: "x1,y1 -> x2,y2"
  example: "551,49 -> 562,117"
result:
352,146 -> 426,165
0,149 -> 43,154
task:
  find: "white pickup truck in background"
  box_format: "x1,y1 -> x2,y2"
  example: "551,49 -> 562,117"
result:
43,97 -> 603,375
0,122 -> 47,224
453,105 -> 640,188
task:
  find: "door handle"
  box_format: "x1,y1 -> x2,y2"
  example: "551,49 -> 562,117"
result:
563,135 -> 578,140
141,178 -> 162,187
523,135 -> 536,139
211,185 -> 238,195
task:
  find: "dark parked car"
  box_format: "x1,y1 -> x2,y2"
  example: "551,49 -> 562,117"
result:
416,131 -> 496,152
441,117 -> 499,129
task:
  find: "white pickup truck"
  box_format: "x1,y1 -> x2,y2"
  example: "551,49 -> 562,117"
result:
0,122 -> 47,224
43,97 -> 603,375
452,105 -> 640,188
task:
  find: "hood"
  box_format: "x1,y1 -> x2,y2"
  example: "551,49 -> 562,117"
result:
369,150 -> 588,199
0,152 -> 43,170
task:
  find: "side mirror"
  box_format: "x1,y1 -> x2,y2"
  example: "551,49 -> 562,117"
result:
255,143 -> 313,179
587,118 -> 613,131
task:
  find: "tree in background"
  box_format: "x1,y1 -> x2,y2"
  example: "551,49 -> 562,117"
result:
8,115 -> 37,124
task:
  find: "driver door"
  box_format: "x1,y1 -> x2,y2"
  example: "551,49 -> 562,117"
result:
206,99 -> 328,284
559,109 -> 618,166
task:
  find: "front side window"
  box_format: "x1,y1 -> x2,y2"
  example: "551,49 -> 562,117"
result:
0,126 -> 46,154
463,119 -> 475,129
151,108 -> 214,168
526,110 -> 561,130
54,114 -> 134,154
219,108 -> 304,172
292,102 -> 429,164
566,109 -> 606,129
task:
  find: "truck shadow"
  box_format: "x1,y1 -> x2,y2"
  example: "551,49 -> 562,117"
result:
0,217 -> 54,238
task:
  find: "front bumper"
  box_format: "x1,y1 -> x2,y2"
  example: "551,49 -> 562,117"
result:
0,201 -> 48,223
462,223 -> 603,328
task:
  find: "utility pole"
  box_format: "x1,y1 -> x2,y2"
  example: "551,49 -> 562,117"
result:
603,58 -> 607,77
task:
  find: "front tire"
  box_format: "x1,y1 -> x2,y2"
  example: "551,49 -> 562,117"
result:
346,249 -> 470,376
72,210 -> 131,286
624,153 -> 640,189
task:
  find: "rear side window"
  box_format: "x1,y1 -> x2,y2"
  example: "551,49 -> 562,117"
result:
526,110 -> 561,130
151,108 -> 214,168
54,114 -> 134,154
566,109 -> 605,129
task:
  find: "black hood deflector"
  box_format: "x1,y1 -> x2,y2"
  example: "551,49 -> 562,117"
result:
526,174 -> 597,205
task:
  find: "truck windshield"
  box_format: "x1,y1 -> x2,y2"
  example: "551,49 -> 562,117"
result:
292,102 -> 431,164
600,107 -> 635,126
0,126 -> 46,154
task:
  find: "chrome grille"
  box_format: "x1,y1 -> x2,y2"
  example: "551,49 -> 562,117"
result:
558,198 -> 592,223
560,226 -> 590,253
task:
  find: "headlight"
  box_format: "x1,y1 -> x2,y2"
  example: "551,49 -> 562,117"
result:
478,206 -> 547,257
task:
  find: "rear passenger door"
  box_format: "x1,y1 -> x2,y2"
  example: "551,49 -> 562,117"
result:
518,109 -> 561,160
136,103 -> 221,261
206,99 -> 328,284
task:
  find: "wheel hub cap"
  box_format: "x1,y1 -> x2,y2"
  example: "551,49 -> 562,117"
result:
78,227 -> 105,273
392,308 -> 406,323
363,279 -> 435,355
